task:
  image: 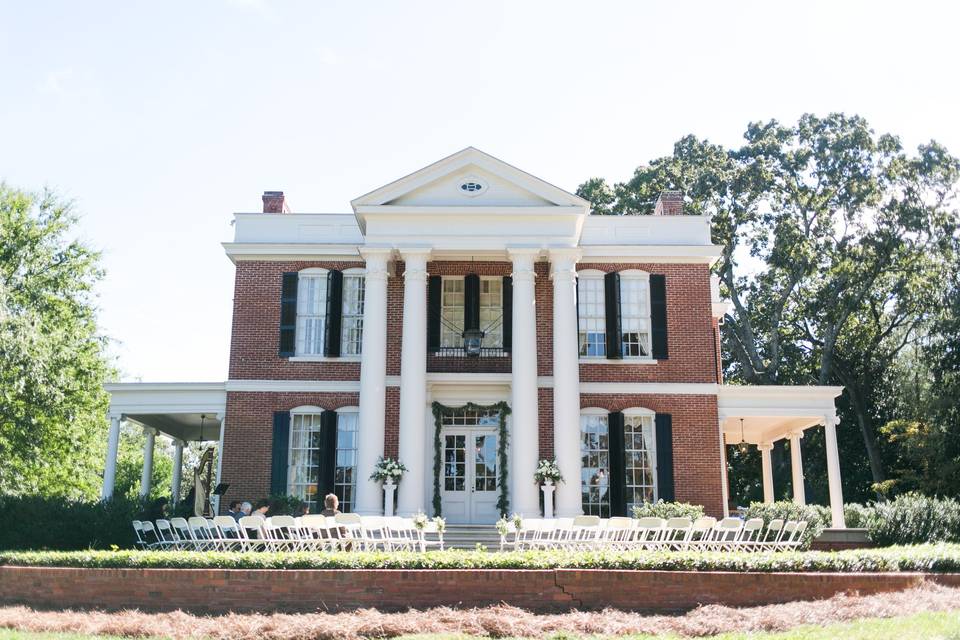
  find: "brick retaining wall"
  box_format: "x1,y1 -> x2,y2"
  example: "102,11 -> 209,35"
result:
1,566 -> 957,614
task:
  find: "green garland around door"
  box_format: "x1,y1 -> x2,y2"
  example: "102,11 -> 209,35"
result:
431,400 -> 511,517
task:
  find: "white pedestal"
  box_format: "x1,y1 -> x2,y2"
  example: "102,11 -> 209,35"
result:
541,481 -> 555,519
383,481 -> 396,517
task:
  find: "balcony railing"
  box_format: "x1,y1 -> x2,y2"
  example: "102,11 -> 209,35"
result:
430,347 -> 509,358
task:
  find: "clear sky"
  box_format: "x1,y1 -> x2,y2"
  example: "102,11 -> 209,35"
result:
1,1 -> 957,382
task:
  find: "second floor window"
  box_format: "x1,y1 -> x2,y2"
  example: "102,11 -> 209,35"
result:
439,275 -> 503,350
577,271 -> 652,360
294,269 -> 365,357
578,276 -> 606,357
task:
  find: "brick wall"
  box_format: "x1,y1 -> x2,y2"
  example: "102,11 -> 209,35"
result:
576,262 -> 717,384
221,391 -> 359,505
229,260 -> 364,381
578,393 -> 723,516
3,566 -> 956,614
535,261 -> 553,376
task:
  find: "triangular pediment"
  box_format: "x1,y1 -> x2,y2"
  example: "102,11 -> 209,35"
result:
351,147 -> 589,209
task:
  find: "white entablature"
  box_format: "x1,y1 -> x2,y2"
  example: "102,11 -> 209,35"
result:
222,147 -> 724,263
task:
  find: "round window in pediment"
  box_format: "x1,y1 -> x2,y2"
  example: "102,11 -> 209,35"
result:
457,176 -> 488,197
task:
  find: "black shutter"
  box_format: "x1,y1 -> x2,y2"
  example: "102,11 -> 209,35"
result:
324,270 -> 344,358
278,273 -> 298,357
427,275 -> 442,352
655,413 -> 675,502
502,275 -> 513,353
464,274 -> 480,332
317,410 -> 338,499
650,274 -> 668,360
270,411 -> 291,495
608,411 -> 626,517
604,272 -> 623,359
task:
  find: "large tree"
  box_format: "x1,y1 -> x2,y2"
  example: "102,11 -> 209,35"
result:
577,114 -> 960,497
0,184 -> 112,498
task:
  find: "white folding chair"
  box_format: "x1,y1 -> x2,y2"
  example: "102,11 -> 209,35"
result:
604,517 -> 634,551
263,515 -> 301,551
335,512 -> 363,550
708,517 -> 744,551
237,515 -> 269,550
687,516 -> 717,550
132,520 -> 154,549
419,520 -> 445,552
298,514 -> 334,550
567,515 -> 602,550
169,517 -> 195,550
661,517 -> 693,550
778,520 -> 807,551
736,518 -> 765,551
139,521 -> 170,549
212,515 -> 245,550
758,518 -> 785,551
632,517 -> 666,549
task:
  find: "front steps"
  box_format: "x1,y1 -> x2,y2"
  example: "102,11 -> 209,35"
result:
441,524 -> 502,550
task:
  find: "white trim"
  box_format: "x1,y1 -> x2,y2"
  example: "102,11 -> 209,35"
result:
342,267 -> 366,275
299,267 -> 330,275
580,358 -> 659,365
578,382 -> 719,395
619,269 -> 651,279
225,380 -> 361,392
288,356 -> 362,363
622,406 -> 657,418
222,243 -> 362,262
336,405 -> 360,414
290,405 -> 325,414
577,268 -> 605,278
580,406 -> 610,416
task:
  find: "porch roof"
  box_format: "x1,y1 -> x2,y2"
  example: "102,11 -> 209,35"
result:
104,382 -> 227,442
717,385 -> 843,445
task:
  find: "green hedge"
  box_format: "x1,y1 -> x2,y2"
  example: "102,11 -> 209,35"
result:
0,495 -> 144,550
865,493 -> 960,546
1,544 -> 958,573
631,500 -> 704,520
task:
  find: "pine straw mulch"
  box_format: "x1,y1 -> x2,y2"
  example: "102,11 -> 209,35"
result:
0,583 -> 959,639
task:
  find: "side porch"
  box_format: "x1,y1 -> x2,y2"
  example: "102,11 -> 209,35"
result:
718,385 -> 846,527
102,382 -> 227,508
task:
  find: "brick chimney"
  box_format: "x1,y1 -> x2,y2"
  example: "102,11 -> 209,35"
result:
654,190 -> 683,216
262,191 -> 290,213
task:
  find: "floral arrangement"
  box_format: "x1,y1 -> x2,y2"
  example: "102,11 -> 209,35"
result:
412,512 -> 429,531
433,516 -> 446,534
495,516 -> 511,536
533,459 -> 564,484
511,512 -> 523,531
369,457 -> 408,483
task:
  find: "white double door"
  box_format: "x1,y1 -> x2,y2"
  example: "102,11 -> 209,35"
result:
441,427 -> 500,524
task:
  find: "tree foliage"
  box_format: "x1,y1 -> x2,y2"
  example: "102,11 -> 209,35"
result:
0,184 -> 112,498
577,114 -> 960,501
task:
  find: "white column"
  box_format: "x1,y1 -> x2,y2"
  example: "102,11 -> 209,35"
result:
824,415 -> 846,528
101,414 -> 122,500
212,412 -> 225,514
354,248 -> 391,515
788,430 -> 805,505
171,439 -> 184,504
396,249 -> 430,516
509,249 -> 540,517
758,442 -> 775,504
549,249 -> 582,517
139,427 -> 157,499
718,417 -> 730,517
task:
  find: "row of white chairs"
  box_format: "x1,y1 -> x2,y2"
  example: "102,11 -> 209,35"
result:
133,514 -> 444,553
499,516 -> 807,552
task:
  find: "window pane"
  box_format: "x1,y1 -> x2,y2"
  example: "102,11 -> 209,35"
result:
580,413 -> 610,517
296,274 -> 327,355
441,278 -> 464,348
334,412 -> 359,512
624,415 -> 657,512
479,277 -> 503,348
577,277 -> 606,357
340,274 -> 365,356
620,277 -> 652,358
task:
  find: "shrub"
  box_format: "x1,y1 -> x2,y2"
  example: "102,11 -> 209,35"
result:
1,544 -> 958,573
865,493 -> 960,546
843,503 -> 875,529
0,495 -> 143,550
266,494 -> 307,516
631,500 -> 705,520
742,501 -> 825,549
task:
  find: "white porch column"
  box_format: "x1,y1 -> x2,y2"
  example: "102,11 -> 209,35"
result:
101,414 -> 122,500
758,442 -> 775,504
549,249 -> 582,517
509,249 -> 540,516
788,430 -> 805,505
824,414 -> 846,527
212,412 -> 225,514
139,427 -> 157,499
396,249 -> 430,516
171,439 -> 184,504
718,417 -> 730,517
355,249 -> 391,515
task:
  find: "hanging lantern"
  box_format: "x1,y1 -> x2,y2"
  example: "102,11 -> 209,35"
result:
462,327 -> 485,357
738,417 -> 749,455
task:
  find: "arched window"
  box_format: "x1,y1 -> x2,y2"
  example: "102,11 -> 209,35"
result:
287,406 -> 359,512
622,408 -> 658,510
580,408 -> 610,517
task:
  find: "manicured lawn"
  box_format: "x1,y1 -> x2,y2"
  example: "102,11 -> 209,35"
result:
2,543 -> 960,572
1,610 -> 958,638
